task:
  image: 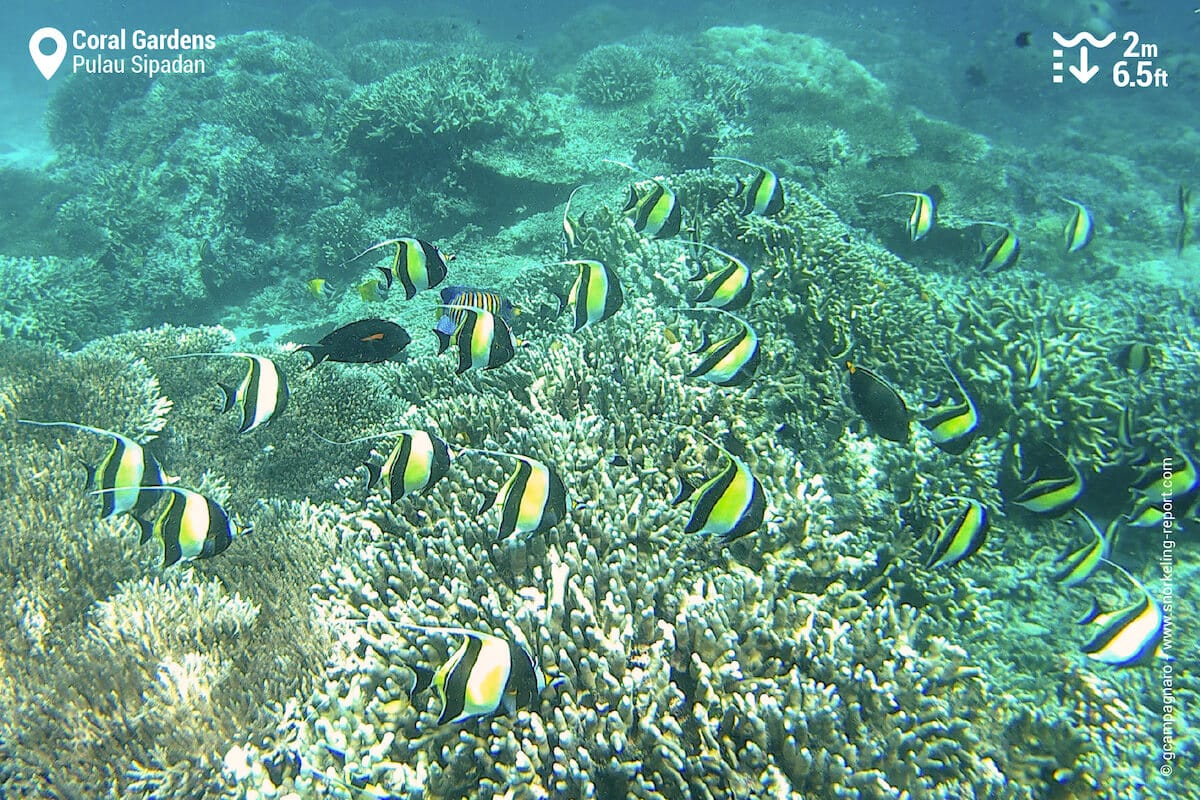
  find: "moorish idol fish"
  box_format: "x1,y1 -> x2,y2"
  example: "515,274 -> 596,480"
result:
94,485 -> 239,566
925,496 -> 989,569
1078,559 -> 1163,667
1177,184 -> 1192,255
1052,509 -> 1112,587
605,159 -> 683,239
1123,495 -> 1168,528
1025,330 -> 1044,390
435,286 -> 516,337
461,449 -> 567,539
1111,342 -> 1160,375
165,352 -> 288,433
671,427 -> 767,543
435,304 -> 519,374
977,222 -> 1021,273
845,361 -> 910,443
545,259 -> 624,331
16,420 -> 169,526
341,238 -> 452,299
711,156 -> 785,217
392,623 -> 557,725
1012,446 -> 1083,515
299,319 -> 412,368
358,430 -> 452,503
920,357 -> 979,455
683,308 -> 760,387
306,278 -> 329,299
880,186 -> 941,241
1131,445 -> 1197,504
562,185 -> 586,256
669,240 -> 753,311
1060,197 -> 1094,254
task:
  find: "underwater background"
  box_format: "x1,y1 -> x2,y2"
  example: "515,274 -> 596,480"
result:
1,0 -> 1197,797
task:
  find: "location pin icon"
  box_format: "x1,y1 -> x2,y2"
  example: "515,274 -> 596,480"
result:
29,27 -> 67,80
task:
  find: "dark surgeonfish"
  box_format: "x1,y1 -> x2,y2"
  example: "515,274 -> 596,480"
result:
845,361 -> 909,443
434,304 -> 518,374
165,352 -> 288,433
17,420 -> 168,531
711,156 -> 785,217
391,623 -> 558,725
672,240 -> 753,311
1060,197 -> 1094,254
671,428 -> 768,543
880,186 -> 941,241
340,238 -> 452,300
299,319 -> 412,368
462,448 -> 567,539
1077,560 -> 1163,667
1052,509 -> 1113,588
925,496 -> 989,569
605,159 -> 682,239
548,259 -> 624,331
684,308 -> 760,387
920,357 -> 979,455
93,485 -> 239,566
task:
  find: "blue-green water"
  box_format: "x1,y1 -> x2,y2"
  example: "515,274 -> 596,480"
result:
0,2 -> 1195,798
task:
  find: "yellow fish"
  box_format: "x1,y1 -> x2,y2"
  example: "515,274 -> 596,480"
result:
356,278 -> 385,302
306,278 -> 328,299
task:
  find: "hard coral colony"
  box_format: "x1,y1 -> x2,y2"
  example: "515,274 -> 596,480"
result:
0,11 -> 1194,800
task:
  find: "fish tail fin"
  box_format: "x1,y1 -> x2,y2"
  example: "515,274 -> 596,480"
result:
671,475 -> 695,506
134,514 -> 155,545
80,459 -> 96,492
217,382 -> 237,413
434,330 -> 452,355
363,461 -> 382,492
551,291 -> 567,317
408,665 -> 435,697
477,491 -> 498,515
297,345 -> 326,369
732,176 -> 745,198
376,266 -> 394,290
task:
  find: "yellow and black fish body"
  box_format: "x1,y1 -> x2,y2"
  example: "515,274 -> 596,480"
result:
979,225 -> 1020,273
682,241 -> 753,311
1012,449 -> 1083,516
562,185 -> 586,256
925,497 -> 988,569
147,487 -> 237,567
623,181 -> 683,239
920,358 -> 979,455
554,260 -> 624,332
1123,495 -> 1167,528
1052,509 -> 1111,588
1060,197 -> 1094,254
1130,446 -> 1197,504
672,437 -> 767,543
18,420 -> 167,524
686,309 -> 759,387
1112,342 -> 1160,375
713,156 -> 785,217
404,625 -> 547,725
1078,562 -> 1163,667
881,187 -> 940,241
473,451 -> 567,539
846,362 -> 910,443
435,305 -> 517,374
365,430 -> 452,503
218,354 -> 289,433
353,237 -> 450,299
